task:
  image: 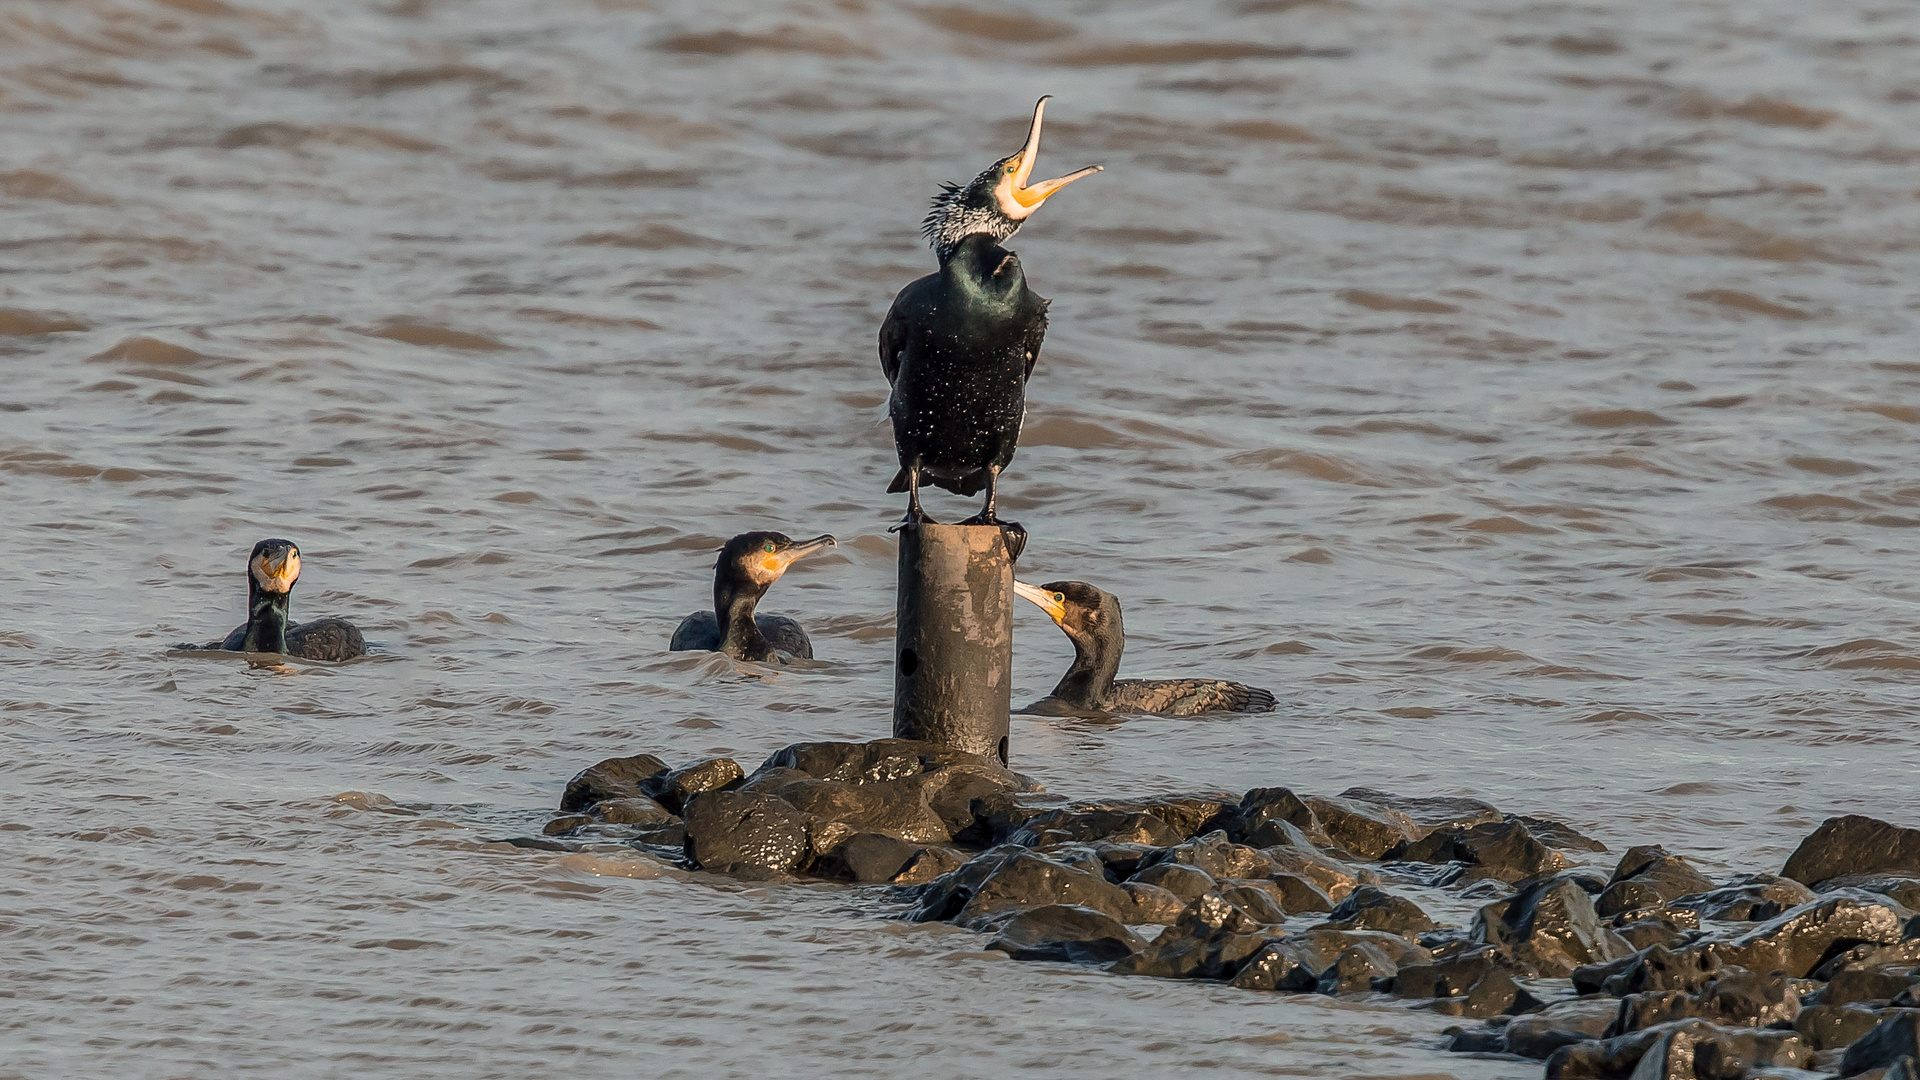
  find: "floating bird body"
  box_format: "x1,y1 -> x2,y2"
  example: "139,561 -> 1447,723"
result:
180,538 -> 366,661
881,96 -> 1100,526
1015,579 -> 1277,716
670,531 -> 836,662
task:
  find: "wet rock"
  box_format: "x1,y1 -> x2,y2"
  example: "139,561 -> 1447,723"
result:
1794,1003 -> 1888,1051
1120,881 -> 1188,925
681,790 -> 810,877
1447,1025 -> 1510,1053
1815,941 -> 1920,982
1218,879 -> 1289,924
1007,808 -> 1180,849
763,738 -> 1035,788
1670,874 -> 1817,922
1231,938 -> 1330,992
1388,820 -> 1570,884
1613,910 -> 1699,951
1394,951 -> 1539,1018
1824,967 -> 1920,1007
1824,876 -> 1920,914
1340,787 -> 1503,832
1545,1021 -> 1810,1080
1841,1011 -> 1920,1076
925,769 -> 1032,838
1608,968 -> 1799,1035
888,844 -> 968,886
985,904 -> 1145,963
1319,885 -> 1436,936
1476,875 -> 1634,977
1145,831 -> 1276,882
1267,871 -> 1336,914
1263,844 -> 1374,903
559,752 -> 668,812
1090,842 -> 1159,880
1516,815 -> 1610,854
1595,846 -> 1716,918
627,821 -> 687,849
1066,794 -> 1237,843
764,774 -> 952,844
643,757 -> 745,815
1599,943 -> 1725,997
1783,816 -> 1920,888
943,851 -> 1133,928
1110,891 -> 1278,980
811,832 -> 920,883
1131,861 -> 1216,902
1228,786 -> 1324,846
543,813 -> 594,836
593,796 -> 678,826
949,790 -> 1056,848
1628,1019 -> 1812,1080
1713,890 -> 1915,978
1318,941 -> 1402,994
1506,998 -> 1620,1059
1303,794 -> 1422,858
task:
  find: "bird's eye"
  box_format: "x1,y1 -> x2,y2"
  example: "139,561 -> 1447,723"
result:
1005,163 -> 1017,174
763,541 -> 777,554
1053,593 -> 1064,604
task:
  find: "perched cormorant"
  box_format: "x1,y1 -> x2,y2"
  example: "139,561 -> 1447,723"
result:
178,538 -> 367,661
1014,579 -> 1277,716
880,96 -> 1100,530
670,531 -> 836,662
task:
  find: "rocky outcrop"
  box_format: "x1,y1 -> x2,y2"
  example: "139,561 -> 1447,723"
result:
1475,875 -> 1633,976
985,904 -> 1144,963
1594,846 -> 1713,917
1783,816 -> 1920,887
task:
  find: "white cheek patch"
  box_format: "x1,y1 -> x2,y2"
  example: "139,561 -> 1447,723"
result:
994,174 -> 1036,221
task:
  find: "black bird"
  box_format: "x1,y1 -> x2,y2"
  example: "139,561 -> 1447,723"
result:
880,96 -> 1100,529
178,538 -> 367,661
670,531 -> 837,662
1014,579 -> 1277,716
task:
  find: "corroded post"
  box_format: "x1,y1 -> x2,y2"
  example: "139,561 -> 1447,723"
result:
893,523 -> 1013,764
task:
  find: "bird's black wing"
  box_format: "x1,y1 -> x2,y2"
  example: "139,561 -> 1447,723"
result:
286,618 -> 367,661
669,611 -> 720,652
755,615 -> 814,660
878,289 -> 913,389
1107,678 -> 1277,716
1022,297 -> 1050,383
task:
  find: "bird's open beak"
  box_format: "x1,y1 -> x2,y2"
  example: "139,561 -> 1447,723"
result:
254,548 -> 300,593
769,534 -> 836,575
1008,96 -> 1102,211
1013,580 -> 1067,624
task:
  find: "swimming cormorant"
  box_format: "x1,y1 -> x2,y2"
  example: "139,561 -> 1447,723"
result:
1014,579 -> 1277,716
670,531 -> 836,662
179,538 -> 367,660
880,96 -> 1100,530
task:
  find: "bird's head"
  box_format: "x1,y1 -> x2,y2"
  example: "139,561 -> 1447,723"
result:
248,538 -> 302,596
1014,578 -> 1122,647
923,96 -> 1102,262
718,531 -> 837,590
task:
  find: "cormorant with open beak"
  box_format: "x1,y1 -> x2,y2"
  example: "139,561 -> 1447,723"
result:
1014,580 -> 1277,716
880,96 -> 1100,536
178,538 -> 367,661
670,531 -> 837,662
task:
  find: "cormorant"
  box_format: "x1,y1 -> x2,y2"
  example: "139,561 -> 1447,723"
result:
1014,579 -> 1277,716
670,531 -> 836,662
178,538 -> 367,660
880,96 -> 1100,531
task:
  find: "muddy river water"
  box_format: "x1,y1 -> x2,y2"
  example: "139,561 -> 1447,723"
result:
4,0 -> 1919,1076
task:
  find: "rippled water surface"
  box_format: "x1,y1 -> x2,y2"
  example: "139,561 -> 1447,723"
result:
5,0 -> 1920,1075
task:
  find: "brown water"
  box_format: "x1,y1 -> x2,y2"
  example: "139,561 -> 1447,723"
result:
4,0 -> 1920,1075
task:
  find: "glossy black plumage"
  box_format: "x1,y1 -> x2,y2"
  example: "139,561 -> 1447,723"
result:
178,538 -> 367,662
881,233 -> 1047,509
669,531 -> 835,663
1015,580 -> 1277,717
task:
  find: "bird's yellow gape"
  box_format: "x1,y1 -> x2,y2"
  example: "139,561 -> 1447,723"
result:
996,96 -> 1103,218
1013,579 -> 1068,624
252,548 -> 300,593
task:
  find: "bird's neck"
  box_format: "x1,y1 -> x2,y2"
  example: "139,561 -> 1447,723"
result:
1052,626 -> 1122,707
937,226 -> 1019,270
242,585 -> 291,653
714,578 -> 768,658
